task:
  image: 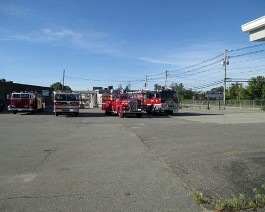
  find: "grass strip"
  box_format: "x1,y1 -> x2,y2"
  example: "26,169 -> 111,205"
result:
190,182 -> 265,211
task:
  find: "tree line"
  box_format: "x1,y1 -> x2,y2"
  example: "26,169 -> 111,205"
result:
155,76 -> 265,100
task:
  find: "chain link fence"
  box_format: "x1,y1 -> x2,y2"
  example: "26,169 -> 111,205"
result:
181,99 -> 265,111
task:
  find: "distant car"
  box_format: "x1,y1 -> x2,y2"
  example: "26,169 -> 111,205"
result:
0,99 -> 5,112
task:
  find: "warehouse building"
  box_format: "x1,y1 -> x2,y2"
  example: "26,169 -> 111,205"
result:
0,79 -> 53,109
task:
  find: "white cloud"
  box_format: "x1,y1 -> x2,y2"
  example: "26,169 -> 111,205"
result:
41,28 -> 83,41
2,27 -> 121,55
0,4 -> 29,17
139,57 -> 179,66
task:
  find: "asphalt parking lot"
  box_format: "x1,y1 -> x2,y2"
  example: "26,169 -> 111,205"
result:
0,108 -> 264,211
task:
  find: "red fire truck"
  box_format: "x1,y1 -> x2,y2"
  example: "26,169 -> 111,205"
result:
159,89 -> 180,115
102,92 -> 143,118
53,91 -> 80,116
8,91 -> 45,114
138,91 -> 164,114
101,93 -> 113,110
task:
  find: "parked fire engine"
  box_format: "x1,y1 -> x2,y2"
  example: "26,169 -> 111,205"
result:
138,91 -> 164,114
102,92 -> 143,118
159,89 -> 180,115
53,91 -> 80,116
8,91 -> 45,114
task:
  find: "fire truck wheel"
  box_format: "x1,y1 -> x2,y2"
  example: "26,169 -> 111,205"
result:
118,108 -> 124,118
55,112 -> 59,116
146,108 -> 152,114
39,106 -> 43,112
166,110 -> 173,115
136,113 -> 142,118
75,112 -> 79,117
150,105 -> 155,114
13,111 -> 17,114
105,111 -> 110,115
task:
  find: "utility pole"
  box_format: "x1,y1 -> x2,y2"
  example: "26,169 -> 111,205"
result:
62,69 -> 65,91
144,75 -> 148,90
222,50 -> 229,110
165,70 -> 168,87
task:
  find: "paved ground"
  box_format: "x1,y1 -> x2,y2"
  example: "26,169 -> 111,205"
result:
0,107 -> 264,211
135,108 -> 265,198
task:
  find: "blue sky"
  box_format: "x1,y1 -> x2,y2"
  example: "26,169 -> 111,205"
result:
1,0 -> 265,91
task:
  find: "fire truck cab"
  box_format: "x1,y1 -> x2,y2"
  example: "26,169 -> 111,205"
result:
8,91 -> 45,114
139,91 -> 164,114
53,91 -> 80,116
159,90 -> 180,115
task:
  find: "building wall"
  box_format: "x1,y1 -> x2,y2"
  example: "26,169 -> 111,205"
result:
0,81 -> 53,108
76,91 -> 99,108
250,26 -> 265,41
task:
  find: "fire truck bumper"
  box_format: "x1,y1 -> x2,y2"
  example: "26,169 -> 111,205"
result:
152,104 -> 164,113
162,103 -> 179,111
123,110 -> 143,115
54,108 -> 79,113
8,106 -> 34,112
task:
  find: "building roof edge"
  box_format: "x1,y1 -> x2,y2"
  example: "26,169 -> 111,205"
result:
242,16 -> 265,32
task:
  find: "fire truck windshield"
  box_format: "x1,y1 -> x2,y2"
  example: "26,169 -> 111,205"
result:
119,93 -> 131,100
12,94 -> 30,99
21,94 -> 30,99
160,91 -> 177,99
148,92 -> 161,99
55,94 -> 79,101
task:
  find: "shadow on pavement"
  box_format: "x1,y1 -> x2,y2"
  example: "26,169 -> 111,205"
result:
1,108 -> 224,118
172,112 -> 224,117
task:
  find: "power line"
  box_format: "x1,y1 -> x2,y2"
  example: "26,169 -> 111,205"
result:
190,80 -> 223,90
228,43 -> 265,53
228,64 -> 265,71
65,76 -> 126,83
229,49 -> 265,58
229,68 -> 265,76
169,53 -> 223,74
229,56 -> 265,65
170,65 -> 222,78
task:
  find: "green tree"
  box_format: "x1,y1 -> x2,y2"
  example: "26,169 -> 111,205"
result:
170,83 -> 196,100
227,83 -> 238,100
211,85 -> 248,100
211,86 -> 224,92
247,76 -> 265,99
50,82 -> 72,91
183,89 -> 194,99
154,84 -> 163,91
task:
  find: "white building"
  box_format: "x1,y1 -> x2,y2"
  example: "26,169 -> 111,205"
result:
242,16 -> 265,41
75,90 -> 99,108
